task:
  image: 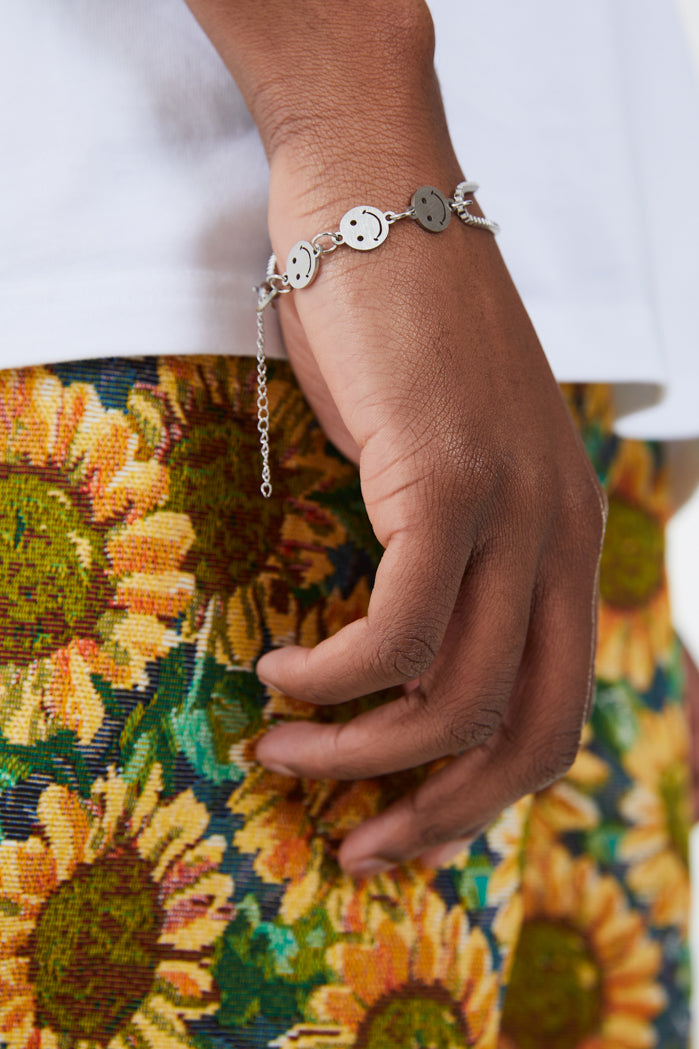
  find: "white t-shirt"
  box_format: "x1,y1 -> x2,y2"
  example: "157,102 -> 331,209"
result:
1,0 -> 698,437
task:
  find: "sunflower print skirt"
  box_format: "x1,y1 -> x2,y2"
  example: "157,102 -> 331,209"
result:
0,357 -> 690,1049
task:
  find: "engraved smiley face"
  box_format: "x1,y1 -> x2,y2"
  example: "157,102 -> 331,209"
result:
411,186 -> 452,233
339,206 -> 389,250
286,240 -> 319,289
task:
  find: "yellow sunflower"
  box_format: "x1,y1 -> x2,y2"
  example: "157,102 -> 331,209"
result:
499,844 -> 665,1049
560,383 -> 616,435
229,676 -> 433,925
485,797 -> 531,975
595,439 -> 672,691
526,723 -> 609,847
0,367 -> 194,746
232,578 -> 373,729
489,732 -> 610,976
0,762 -> 234,1048
619,703 -> 691,932
228,759 -> 391,923
273,879 -> 499,1049
149,356 -> 358,670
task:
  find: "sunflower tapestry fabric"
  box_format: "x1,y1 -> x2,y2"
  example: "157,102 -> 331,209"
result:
0,359 -> 691,1049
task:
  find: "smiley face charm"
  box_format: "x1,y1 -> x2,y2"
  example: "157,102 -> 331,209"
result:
339,206 -> 389,250
286,240 -> 319,289
411,186 -> 452,233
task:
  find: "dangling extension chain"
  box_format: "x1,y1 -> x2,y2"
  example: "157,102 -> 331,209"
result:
255,306 -> 272,499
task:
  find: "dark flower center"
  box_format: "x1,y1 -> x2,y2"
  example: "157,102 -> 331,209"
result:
29,850 -> 163,1040
501,919 -> 602,1049
356,982 -> 468,1049
166,413 -> 285,594
0,471 -> 111,664
599,496 -> 664,610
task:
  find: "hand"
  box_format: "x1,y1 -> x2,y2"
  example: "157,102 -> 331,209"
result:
182,0 -> 607,877
253,145 -> 607,876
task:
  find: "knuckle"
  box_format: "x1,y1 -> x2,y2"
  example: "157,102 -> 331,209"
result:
594,475 -> 609,524
495,433 -> 558,499
378,632 -> 437,680
527,727 -> 582,788
418,821 -> 451,849
407,791 -> 485,850
512,450 -> 557,502
327,723 -> 370,780
505,446 -> 607,551
405,795 -> 453,848
458,442 -> 504,496
443,702 -> 503,753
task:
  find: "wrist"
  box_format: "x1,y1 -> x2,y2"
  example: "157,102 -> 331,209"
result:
184,0 -> 442,157
267,144 -> 466,267
255,4 -> 439,160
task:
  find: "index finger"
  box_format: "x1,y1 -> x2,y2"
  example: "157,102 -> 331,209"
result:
256,522 -> 472,703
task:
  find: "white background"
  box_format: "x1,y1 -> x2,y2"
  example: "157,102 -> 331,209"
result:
664,0 -> 698,660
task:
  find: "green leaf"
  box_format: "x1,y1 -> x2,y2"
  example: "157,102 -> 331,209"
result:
90,673 -> 124,717
120,646 -> 192,789
256,923 -> 299,976
170,660 -> 265,783
212,907 -> 330,1032
0,731 -> 92,796
591,681 -> 640,754
585,822 -> 626,865
458,856 -> 494,910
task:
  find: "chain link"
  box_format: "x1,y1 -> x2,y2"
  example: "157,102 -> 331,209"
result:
453,207 -> 501,235
385,207 -> 415,224
256,289 -> 273,498
311,230 -> 343,254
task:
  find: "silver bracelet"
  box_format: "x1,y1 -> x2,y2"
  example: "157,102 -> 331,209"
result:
254,180 -> 500,497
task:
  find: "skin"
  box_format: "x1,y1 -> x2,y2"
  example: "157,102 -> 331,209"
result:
183,0 -> 607,876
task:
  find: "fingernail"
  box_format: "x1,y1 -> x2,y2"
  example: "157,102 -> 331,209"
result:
255,656 -> 278,688
345,858 -> 394,879
256,667 -> 275,688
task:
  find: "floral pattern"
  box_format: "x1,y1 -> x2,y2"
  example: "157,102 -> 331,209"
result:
619,704 -> 691,932
595,440 -> 673,691
0,367 -> 191,748
499,845 -> 666,1049
0,763 -> 234,1047
0,363 -> 691,1049
274,879 -> 500,1049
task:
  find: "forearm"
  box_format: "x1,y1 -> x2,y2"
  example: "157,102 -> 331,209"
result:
182,0 -> 460,192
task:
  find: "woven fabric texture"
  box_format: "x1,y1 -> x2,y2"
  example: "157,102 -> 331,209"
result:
0,358 -> 690,1048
